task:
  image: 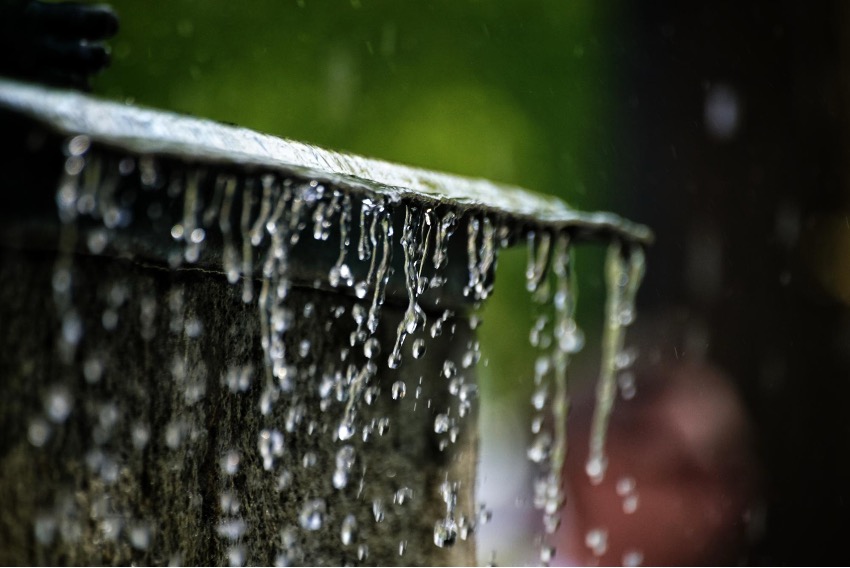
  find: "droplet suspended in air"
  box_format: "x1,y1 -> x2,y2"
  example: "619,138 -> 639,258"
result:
221,449 -> 241,476
364,337 -> 380,359
391,380 -> 406,400
434,414 -> 450,434
584,528 -> 608,557
622,549 -> 644,567
28,417 -> 51,447
412,338 -> 426,359
337,420 -> 355,441
299,499 -> 326,531
433,518 -> 458,548
258,429 -> 284,471
341,514 -> 357,545
44,385 -> 73,423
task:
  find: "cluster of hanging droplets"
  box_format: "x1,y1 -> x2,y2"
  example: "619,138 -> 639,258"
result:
523,228 -> 645,566
36,135 -> 647,565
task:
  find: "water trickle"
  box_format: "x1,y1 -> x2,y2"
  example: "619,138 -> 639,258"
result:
388,206 -> 426,370
587,241 -> 645,485
12,127 -> 651,565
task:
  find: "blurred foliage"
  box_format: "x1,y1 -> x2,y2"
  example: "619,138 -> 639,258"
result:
94,0 -> 621,397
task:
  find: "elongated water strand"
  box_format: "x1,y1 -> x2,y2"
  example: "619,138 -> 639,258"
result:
181,169 -> 203,263
526,229 -> 552,299
464,216 -> 481,298
250,174 -> 276,247
389,206 -> 425,370
329,192 -> 353,288
219,176 -> 240,284
586,241 -> 646,485
241,181 -> 257,303
416,209 -> 434,295
545,232 -> 577,535
366,213 -> 393,335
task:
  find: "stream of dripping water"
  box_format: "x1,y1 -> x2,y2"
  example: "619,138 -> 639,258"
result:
32,137 -> 648,565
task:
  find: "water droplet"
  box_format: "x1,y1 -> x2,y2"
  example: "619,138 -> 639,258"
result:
34,514 -> 57,545
129,523 -> 152,550
131,422 -> 150,450
434,414 -> 450,434
221,491 -> 241,515
584,528 -> 608,557
299,499 -> 326,531
442,360 -> 457,379
398,540 -> 407,556
259,429 -> 285,470
61,310 -> 83,346
393,487 -> 413,505
528,433 -> 551,463
221,450 -> 241,475
372,499 -> 384,522
185,318 -> 203,338
67,134 -> 91,156
217,519 -> 247,541
391,380 -> 406,400
616,476 -> 636,496
341,514 -> 357,545
227,545 -> 246,567
87,229 -> 109,254
412,338 -> 426,359
44,385 -> 73,423
364,337 -> 380,359
357,544 -> 369,561
433,518 -> 458,548
585,455 -> 607,485
299,339 -> 311,358
28,417 -> 50,447
540,545 -> 555,564
83,355 -> 104,383
622,549 -> 644,567
338,419 -> 355,441
165,421 -> 184,449
623,494 -> 639,514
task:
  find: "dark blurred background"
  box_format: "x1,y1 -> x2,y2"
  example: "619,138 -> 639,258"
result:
86,0 -> 850,564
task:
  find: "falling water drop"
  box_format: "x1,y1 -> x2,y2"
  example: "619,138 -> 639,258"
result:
412,338 -> 426,359
434,414 -> 450,434
585,528 -> 608,557
298,499 -> 326,531
622,549 -> 644,567
391,380 -> 406,400
44,385 -> 73,423
433,518 -> 458,548
341,514 -> 357,545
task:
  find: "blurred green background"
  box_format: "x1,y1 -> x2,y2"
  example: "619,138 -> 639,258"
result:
94,0 -> 624,404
